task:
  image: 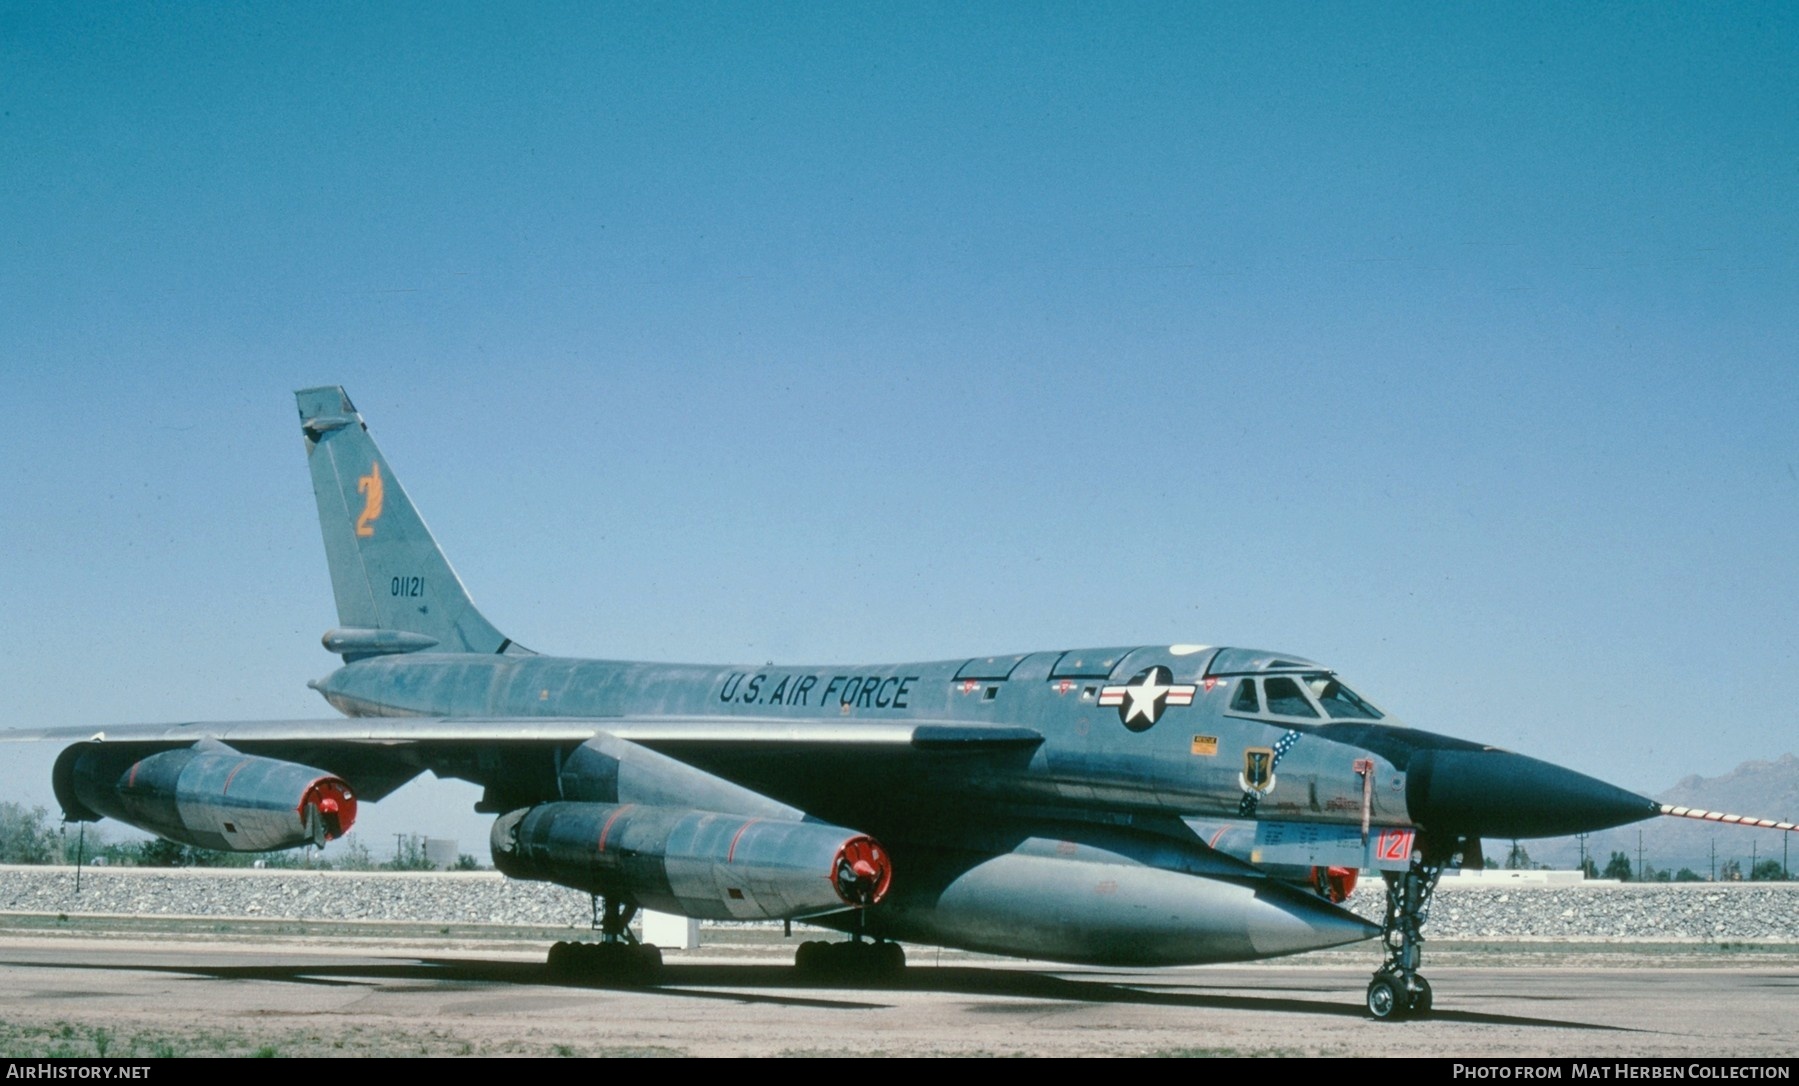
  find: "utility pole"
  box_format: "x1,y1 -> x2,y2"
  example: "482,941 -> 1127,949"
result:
1710,839 -> 1717,882
1636,829 -> 1645,881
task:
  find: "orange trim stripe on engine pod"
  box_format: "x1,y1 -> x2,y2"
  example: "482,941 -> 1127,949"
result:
726,819 -> 761,863
595,804 -> 634,854
221,760 -> 250,795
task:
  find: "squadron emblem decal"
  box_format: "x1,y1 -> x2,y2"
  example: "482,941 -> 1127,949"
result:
1098,666 -> 1196,732
1240,747 -> 1277,794
1238,730 -> 1302,816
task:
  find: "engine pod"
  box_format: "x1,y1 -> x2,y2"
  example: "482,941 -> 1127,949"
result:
59,743 -> 357,852
491,801 -> 892,920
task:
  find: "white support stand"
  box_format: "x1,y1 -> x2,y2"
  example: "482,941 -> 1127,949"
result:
642,910 -> 700,949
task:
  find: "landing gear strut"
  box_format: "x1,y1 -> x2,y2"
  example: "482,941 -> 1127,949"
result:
1367,854 -> 1440,1019
546,894 -> 663,982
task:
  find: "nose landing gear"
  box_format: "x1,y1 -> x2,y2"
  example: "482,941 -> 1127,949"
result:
1367,853 -> 1441,1019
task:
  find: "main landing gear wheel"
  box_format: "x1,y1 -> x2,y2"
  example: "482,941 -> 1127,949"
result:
547,894 -> 663,983
547,940 -> 663,982
794,939 -> 906,979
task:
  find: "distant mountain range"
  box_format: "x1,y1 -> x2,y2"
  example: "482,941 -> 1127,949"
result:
1510,754 -> 1798,877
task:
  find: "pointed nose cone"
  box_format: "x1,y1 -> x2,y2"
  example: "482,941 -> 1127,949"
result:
1406,748 -> 1659,838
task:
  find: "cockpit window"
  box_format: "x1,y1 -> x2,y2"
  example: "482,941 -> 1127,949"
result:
1218,667 -> 1391,724
1305,674 -> 1385,720
1262,676 -> 1321,718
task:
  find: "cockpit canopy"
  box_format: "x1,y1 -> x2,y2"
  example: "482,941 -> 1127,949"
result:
1223,672 -> 1386,722
1200,650 -> 1387,723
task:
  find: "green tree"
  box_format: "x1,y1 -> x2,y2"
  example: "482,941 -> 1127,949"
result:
385,834 -> 438,871
1579,856 -> 1599,880
1674,868 -> 1706,882
1602,851 -> 1634,881
132,838 -> 195,867
1505,841 -> 1532,870
111,837 -> 263,868
329,837 -> 376,870
0,803 -> 59,864
1751,859 -> 1785,881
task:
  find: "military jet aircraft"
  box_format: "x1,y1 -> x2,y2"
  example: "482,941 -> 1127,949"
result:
13,386 -> 1794,1020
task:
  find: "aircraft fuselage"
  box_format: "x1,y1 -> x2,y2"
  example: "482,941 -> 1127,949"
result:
315,645 -> 1400,835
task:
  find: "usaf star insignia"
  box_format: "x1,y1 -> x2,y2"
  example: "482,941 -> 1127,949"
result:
1098,666 -> 1197,732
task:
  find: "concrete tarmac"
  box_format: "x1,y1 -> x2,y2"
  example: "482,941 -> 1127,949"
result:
0,933 -> 1794,1057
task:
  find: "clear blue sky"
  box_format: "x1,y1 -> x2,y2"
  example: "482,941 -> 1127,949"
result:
3,3 -> 1795,854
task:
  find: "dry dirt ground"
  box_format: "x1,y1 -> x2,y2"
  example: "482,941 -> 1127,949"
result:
0,919 -> 1794,1057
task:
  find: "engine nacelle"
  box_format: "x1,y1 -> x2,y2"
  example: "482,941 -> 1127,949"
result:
491,801 -> 892,921
56,743 -> 357,852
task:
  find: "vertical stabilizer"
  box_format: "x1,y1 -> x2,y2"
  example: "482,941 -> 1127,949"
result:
295,386 -> 519,657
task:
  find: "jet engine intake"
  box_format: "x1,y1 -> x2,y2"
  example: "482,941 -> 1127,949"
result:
490,801 -> 892,920
56,743 -> 357,852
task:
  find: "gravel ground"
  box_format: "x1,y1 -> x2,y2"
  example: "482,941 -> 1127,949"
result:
2,864 -> 1796,941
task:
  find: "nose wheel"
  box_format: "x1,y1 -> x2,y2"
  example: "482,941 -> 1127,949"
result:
1365,970 -> 1432,1019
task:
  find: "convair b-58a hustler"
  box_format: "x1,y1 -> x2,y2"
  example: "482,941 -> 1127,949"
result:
13,386 -> 1795,1019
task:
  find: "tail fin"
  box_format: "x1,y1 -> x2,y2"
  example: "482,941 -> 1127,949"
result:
295,386 -> 524,658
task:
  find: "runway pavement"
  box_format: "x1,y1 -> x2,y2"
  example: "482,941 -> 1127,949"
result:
0,931 -> 1793,1057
